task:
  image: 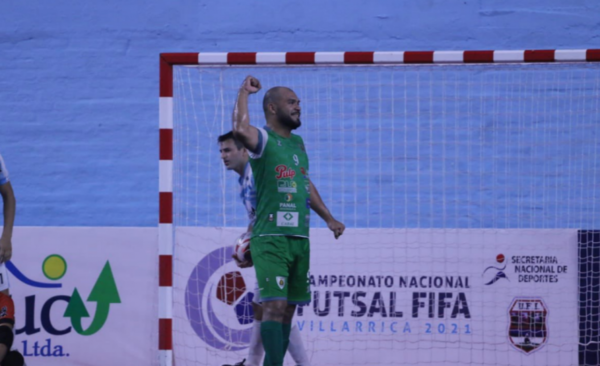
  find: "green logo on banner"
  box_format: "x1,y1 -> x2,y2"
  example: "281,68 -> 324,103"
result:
63,261 -> 121,336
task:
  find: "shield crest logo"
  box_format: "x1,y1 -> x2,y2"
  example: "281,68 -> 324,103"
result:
276,276 -> 286,290
508,298 -> 548,354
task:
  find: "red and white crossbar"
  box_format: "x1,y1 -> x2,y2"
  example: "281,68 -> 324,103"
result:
162,49 -> 600,69
157,48 -> 600,366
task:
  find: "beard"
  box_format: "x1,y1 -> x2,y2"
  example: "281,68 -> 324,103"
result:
277,110 -> 302,130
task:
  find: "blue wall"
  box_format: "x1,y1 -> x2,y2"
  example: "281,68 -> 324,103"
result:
1,0 -> 599,227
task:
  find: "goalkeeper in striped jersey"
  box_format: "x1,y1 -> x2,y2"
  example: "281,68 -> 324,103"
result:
218,132 -> 312,366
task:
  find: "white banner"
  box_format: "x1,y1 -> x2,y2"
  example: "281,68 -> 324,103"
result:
10,227 -> 157,366
174,228 -> 578,366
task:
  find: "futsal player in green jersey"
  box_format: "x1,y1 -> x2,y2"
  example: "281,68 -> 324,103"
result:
233,76 -> 345,366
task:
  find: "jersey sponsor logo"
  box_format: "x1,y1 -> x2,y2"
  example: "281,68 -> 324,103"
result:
275,165 -> 296,180
284,193 -> 293,202
279,202 -> 297,210
268,214 -> 274,222
305,198 -> 311,208
277,211 -> 299,227
300,167 -> 308,178
278,180 -> 297,193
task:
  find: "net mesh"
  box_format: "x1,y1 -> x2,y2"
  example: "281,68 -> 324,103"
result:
170,63 -> 600,366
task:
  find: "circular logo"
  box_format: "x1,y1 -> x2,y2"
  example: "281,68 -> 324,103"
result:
496,254 -> 505,263
42,254 -> 67,280
185,246 -> 254,350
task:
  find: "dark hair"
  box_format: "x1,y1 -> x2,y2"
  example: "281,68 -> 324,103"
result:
217,131 -> 244,149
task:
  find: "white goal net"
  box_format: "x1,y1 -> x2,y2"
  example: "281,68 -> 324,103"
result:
170,63 -> 600,366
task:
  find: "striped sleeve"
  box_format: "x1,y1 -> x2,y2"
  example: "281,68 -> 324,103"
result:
248,127 -> 268,159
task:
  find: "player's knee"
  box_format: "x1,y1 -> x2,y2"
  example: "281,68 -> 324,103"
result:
262,301 -> 287,319
0,326 -> 13,352
2,350 -> 24,366
252,303 -> 263,321
283,305 -> 296,322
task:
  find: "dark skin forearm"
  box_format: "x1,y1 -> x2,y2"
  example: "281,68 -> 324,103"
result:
309,180 -> 333,222
309,179 -> 345,238
232,76 -> 261,152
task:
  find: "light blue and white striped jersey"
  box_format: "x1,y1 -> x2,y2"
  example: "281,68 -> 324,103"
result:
0,154 -> 9,186
238,162 -> 256,226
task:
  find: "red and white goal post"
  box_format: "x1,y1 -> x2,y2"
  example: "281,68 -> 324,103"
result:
159,50 -> 600,366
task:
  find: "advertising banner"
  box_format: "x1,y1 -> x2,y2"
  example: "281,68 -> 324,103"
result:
10,227 -> 157,366
174,227 -> 578,366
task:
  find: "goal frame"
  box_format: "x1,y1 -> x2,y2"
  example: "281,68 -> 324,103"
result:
158,48 -> 600,366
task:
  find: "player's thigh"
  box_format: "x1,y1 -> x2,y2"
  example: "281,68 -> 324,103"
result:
0,293 -> 14,327
252,236 -> 290,302
0,264 -> 10,294
287,238 -> 311,306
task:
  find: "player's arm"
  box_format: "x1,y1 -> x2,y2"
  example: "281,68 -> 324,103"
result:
232,76 -> 262,153
309,179 -> 345,239
0,182 -> 15,263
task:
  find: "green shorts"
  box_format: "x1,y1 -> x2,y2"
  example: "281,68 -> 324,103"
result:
251,235 -> 311,305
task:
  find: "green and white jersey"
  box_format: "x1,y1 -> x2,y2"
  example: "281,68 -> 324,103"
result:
249,127 -> 311,237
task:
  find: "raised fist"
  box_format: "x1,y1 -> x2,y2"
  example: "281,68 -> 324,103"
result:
241,75 -> 261,94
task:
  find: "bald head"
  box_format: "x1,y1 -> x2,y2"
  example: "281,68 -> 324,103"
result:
262,86 -> 294,116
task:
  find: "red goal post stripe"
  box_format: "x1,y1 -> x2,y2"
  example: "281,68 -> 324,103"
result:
159,53 -> 181,366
